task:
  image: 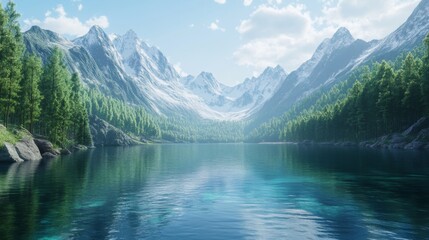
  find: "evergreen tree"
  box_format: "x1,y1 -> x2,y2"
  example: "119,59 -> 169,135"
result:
20,54 -> 43,133
40,47 -> 71,145
422,34 -> 429,114
401,53 -> 422,125
70,73 -> 92,145
0,2 -> 23,127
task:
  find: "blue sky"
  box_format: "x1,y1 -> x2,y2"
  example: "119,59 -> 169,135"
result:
4,0 -> 421,86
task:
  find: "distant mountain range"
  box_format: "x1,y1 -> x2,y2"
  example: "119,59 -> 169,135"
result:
23,25 -> 287,121
254,0 -> 429,124
23,0 -> 429,125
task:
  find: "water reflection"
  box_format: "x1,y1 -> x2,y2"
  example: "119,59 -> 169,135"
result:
0,144 -> 427,239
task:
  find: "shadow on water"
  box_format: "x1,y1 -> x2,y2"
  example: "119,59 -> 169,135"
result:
0,144 -> 427,239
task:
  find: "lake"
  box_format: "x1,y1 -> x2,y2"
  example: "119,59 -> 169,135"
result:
0,144 -> 428,239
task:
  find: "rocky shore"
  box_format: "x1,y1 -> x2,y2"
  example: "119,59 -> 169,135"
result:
0,125 -> 88,163
298,117 -> 429,150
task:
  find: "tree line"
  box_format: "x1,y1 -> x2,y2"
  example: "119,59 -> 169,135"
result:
281,34 -> 429,142
0,2 -> 91,147
84,89 -> 161,139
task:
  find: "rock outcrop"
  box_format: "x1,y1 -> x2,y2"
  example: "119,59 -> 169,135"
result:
0,138 -> 45,163
361,117 -> 429,150
299,117 -> 429,151
90,116 -> 139,146
0,142 -> 24,163
34,139 -> 60,156
15,138 -> 43,161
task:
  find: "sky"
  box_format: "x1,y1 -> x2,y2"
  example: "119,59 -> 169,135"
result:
3,0 -> 421,86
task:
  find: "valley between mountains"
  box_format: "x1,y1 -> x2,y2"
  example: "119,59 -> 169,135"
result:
2,0 -> 429,148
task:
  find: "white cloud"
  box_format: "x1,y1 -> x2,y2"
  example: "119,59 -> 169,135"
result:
243,0 -> 253,6
209,20 -> 226,32
23,4 -> 109,37
267,0 -> 282,5
189,23 -> 195,28
237,4 -> 312,39
214,0 -> 226,4
234,0 -> 419,73
78,4 -> 83,11
322,0 -> 420,40
234,4 -> 321,72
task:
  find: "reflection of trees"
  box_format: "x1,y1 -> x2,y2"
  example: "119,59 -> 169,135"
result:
0,144 -> 428,239
244,144 -> 429,239
0,146 -> 162,239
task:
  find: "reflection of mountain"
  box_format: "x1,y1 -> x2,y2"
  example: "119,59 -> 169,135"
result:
1,145 -> 429,239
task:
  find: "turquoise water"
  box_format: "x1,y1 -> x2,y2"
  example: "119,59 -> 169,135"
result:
0,144 -> 428,239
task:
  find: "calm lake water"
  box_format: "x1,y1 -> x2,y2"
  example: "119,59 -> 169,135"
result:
0,144 -> 428,240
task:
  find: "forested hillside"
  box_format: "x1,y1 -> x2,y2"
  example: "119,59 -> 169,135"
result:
280,35 -> 429,142
0,2 -> 91,147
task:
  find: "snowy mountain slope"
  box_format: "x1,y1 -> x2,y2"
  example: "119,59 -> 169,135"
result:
254,0 -> 429,125
73,27 -> 226,119
361,0 -> 429,63
182,72 -> 230,107
181,65 -> 287,118
24,26 -> 147,105
254,27 -> 371,123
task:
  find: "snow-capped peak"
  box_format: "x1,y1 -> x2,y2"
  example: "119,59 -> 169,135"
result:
190,72 -> 224,92
372,0 -> 429,53
123,29 -> 139,41
113,29 -> 180,81
26,25 -> 73,48
259,65 -> 287,79
315,27 -> 354,57
331,27 -> 354,44
73,25 -> 114,48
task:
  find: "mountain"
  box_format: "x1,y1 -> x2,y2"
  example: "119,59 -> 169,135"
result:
22,0 -> 429,125
24,26 -> 224,119
360,0 -> 429,63
254,0 -> 429,125
254,27 -> 372,123
24,26 -> 147,105
181,65 -> 287,119
181,72 -> 228,107
113,29 -> 179,81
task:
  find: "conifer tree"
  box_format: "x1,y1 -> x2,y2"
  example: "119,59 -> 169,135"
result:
41,47 -> 71,145
0,2 -> 23,127
422,34 -> 429,114
70,73 -> 92,145
20,54 -> 43,133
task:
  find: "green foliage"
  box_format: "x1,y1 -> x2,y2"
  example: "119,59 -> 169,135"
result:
40,47 -> 71,145
19,54 -> 43,133
422,34 -> 429,114
84,89 -> 161,139
70,73 -> 92,146
0,2 -> 23,127
280,36 -> 429,142
158,116 -> 244,143
0,125 -> 17,147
